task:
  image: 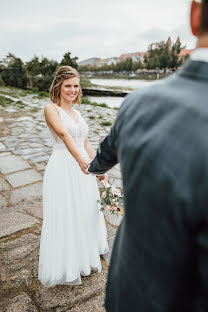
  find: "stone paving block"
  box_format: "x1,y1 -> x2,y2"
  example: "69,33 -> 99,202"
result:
0,210 -> 40,239
0,177 -> 10,191
9,182 -> 42,206
66,291 -> 105,312
29,143 -> 43,148
0,233 -> 37,251
2,239 -> 40,265
35,161 -> 46,171
104,208 -> 122,227
21,201 -> 43,220
108,167 -> 122,179
30,154 -> 50,163
0,194 -> 6,209
22,151 -> 47,160
0,142 -> 6,150
109,177 -> 123,187
102,235 -> 116,265
35,263 -> 108,310
0,155 -> 31,174
0,151 -> 11,157
3,292 -> 38,312
106,221 -> 117,239
10,269 -> 32,287
6,169 -> 42,188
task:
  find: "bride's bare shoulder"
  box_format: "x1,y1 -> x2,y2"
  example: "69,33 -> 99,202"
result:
44,104 -> 59,120
44,103 -> 58,113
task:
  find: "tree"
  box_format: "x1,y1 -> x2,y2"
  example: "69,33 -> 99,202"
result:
144,41 -> 182,70
60,52 -> 78,69
1,53 -> 28,88
26,56 -> 41,76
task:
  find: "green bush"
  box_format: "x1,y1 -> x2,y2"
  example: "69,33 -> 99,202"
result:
38,91 -> 48,97
32,87 -> 39,92
0,75 -> 5,86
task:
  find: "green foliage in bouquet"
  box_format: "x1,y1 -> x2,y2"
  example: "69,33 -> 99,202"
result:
97,180 -> 124,215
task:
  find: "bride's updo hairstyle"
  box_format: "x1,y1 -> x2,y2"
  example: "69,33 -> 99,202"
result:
49,66 -> 82,106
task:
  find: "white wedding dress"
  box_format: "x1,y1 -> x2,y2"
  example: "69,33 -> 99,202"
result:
38,105 -> 109,287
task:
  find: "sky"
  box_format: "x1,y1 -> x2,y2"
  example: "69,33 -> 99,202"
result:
1,0 -> 196,63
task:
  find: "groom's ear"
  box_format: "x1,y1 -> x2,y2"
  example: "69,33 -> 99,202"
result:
190,0 -> 202,36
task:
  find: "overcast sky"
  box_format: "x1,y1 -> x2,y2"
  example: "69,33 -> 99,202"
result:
1,0 -> 196,63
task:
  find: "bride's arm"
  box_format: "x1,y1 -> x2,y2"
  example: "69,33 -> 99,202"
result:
84,137 -> 96,161
44,104 -> 89,172
84,136 -> 107,181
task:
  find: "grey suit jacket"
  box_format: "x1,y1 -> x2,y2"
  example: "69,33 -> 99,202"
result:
89,60 -> 208,311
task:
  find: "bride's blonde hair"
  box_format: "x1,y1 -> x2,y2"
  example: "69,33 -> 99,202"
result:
49,66 -> 82,106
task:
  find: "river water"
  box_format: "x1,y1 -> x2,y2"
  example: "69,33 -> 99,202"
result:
88,78 -> 157,108
90,78 -> 156,90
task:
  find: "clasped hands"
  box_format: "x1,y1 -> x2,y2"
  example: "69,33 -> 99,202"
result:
78,156 -> 107,183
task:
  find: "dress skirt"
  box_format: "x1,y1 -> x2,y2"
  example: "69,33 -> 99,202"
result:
38,144 -> 109,287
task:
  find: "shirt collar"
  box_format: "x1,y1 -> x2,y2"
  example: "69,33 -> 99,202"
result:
190,48 -> 208,63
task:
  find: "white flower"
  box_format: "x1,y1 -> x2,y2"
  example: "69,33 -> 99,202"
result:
111,186 -> 121,197
102,191 -> 107,198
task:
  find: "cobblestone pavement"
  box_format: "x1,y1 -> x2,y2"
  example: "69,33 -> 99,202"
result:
0,87 -> 123,311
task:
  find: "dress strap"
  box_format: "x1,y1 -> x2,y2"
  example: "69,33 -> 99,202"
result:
52,104 -> 63,120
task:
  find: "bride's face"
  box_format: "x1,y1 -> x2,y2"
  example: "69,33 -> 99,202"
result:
60,77 -> 80,104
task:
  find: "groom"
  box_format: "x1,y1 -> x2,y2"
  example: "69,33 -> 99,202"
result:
88,0 -> 208,311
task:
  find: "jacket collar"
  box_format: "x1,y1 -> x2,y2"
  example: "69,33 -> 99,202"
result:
177,59 -> 208,82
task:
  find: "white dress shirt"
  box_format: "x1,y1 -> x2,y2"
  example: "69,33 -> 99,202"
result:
190,48 -> 208,63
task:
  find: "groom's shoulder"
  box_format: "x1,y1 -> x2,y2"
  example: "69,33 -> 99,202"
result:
118,75 -> 176,117
128,74 -> 178,103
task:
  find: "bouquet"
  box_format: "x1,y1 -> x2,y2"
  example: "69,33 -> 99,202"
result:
97,179 -> 124,216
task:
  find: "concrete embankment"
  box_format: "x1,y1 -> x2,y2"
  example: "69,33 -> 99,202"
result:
82,87 -> 129,97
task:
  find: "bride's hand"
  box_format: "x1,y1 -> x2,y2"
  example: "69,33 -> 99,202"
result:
78,157 -> 90,174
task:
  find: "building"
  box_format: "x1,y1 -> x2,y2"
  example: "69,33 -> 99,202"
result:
166,36 -> 193,59
78,37 -> 193,68
78,57 -> 101,67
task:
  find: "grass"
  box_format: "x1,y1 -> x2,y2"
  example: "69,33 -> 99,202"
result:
80,77 -> 99,89
101,121 -> 112,126
0,95 -> 27,109
15,100 -> 26,109
0,95 -> 15,106
0,86 -> 49,99
33,91 -> 49,99
30,107 -> 40,112
82,97 -> 109,109
89,116 -> 95,119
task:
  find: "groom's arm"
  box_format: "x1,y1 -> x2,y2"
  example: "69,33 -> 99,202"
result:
88,90 -> 134,175
88,123 -> 118,175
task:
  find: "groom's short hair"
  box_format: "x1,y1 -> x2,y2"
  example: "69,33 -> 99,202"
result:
200,0 -> 208,34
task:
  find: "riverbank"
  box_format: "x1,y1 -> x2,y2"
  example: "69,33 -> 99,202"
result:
0,86 -> 118,110
81,73 -> 170,81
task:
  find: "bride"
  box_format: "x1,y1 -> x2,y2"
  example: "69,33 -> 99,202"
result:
38,66 -> 109,287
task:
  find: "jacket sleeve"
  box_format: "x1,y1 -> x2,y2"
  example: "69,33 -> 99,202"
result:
88,90 -> 135,175
88,122 -> 118,174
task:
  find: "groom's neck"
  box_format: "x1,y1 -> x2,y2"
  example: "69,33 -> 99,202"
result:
196,33 -> 208,48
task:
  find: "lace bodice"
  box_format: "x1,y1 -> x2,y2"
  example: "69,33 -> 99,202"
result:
47,105 -> 89,153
